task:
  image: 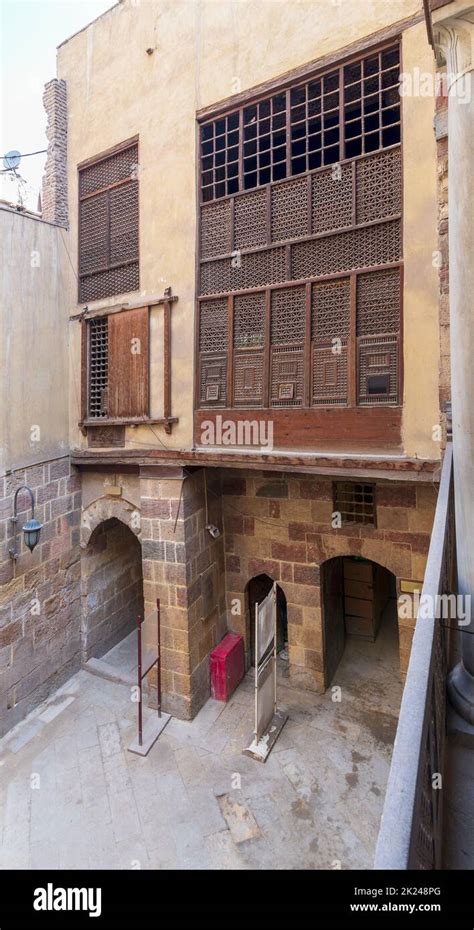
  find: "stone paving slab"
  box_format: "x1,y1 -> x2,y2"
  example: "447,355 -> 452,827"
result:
0,629 -> 402,870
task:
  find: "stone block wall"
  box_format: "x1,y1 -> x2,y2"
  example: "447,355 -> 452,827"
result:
221,469 -> 437,691
81,517 -> 143,661
0,457 -> 437,736
140,467 -> 226,719
0,457 -> 81,736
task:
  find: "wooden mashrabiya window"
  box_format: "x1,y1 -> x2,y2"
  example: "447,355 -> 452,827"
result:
196,43 -> 403,417
78,139 -> 139,304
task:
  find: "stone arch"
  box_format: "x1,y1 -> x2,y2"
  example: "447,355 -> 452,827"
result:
80,513 -> 144,663
320,554 -> 399,689
244,573 -> 288,667
318,542 -> 405,587
80,495 -> 141,549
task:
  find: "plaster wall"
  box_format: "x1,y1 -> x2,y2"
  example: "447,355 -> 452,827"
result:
0,208 -> 71,475
58,0 -> 442,461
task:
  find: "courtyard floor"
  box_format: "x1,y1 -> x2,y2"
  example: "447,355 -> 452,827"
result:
0,616 -> 402,870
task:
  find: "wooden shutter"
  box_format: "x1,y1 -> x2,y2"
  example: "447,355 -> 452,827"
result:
107,307 -> 149,418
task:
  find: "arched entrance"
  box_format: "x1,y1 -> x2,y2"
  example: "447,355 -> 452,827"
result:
81,517 -> 144,664
246,573 -> 288,666
321,556 -> 399,687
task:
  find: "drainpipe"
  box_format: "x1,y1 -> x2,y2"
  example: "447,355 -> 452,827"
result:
435,10 -> 474,722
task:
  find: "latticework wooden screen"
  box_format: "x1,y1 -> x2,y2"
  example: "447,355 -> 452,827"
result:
197,43 -> 402,411
86,307 -> 149,420
78,141 -> 139,303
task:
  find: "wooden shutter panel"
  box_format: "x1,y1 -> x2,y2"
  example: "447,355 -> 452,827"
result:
107,307 -> 149,417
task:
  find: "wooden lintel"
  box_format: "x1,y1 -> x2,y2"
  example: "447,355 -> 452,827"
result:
70,293 -> 179,322
80,417 -> 178,429
70,446 -> 440,482
139,465 -> 188,479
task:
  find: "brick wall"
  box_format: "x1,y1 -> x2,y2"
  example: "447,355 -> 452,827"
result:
221,469 -> 437,691
42,78 -> 68,227
0,457 -> 81,736
81,517 -> 143,661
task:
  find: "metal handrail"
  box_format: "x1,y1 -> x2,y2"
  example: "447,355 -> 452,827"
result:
374,443 -> 454,869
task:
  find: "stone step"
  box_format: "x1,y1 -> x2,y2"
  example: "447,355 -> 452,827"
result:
83,657 -> 136,688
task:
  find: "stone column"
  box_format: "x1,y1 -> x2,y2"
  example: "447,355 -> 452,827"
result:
435,11 -> 474,721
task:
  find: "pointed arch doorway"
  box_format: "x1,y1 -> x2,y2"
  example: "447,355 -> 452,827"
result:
81,516 -> 144,666
246,573 -> 288,667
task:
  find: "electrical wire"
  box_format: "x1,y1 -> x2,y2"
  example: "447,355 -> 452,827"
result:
2,148 -> 47,160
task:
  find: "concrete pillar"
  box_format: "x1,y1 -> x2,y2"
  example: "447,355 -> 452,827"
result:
435,11 -> 474,721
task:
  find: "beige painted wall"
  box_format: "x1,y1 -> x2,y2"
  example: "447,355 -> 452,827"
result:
0,207 -> 71,474
401,21 -> 441,459
59,0 -> 441,460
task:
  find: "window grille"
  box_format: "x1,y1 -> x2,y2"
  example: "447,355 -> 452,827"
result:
334,482 -> 376,525
199,44 -> 400,202
88,317 -> 108,418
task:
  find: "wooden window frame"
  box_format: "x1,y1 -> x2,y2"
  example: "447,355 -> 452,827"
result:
198,42 -> 401,206
333,481 -> 377,527
79,294 -> 179,435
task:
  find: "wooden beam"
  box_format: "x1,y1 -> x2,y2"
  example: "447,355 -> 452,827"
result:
348,274 -> 357,407
80,319 -> 88,424
226,295 -> 234,407
71,445 -> 440,482
70,294 -> 179,322
163,297 -> 172,425
80,417 -> 179,428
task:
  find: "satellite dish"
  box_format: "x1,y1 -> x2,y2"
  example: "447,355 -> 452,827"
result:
3,150 -> 21,170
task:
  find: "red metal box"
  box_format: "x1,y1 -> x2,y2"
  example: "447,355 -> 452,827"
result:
210,632 -> 245,701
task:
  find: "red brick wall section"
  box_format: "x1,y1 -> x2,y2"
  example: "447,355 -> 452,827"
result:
221,469 -> 437,691
0,458 -> 81,736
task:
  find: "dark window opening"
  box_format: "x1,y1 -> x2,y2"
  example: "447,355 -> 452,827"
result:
200,43 -> 400,202
367,373 -> 390,395
334,482 -> 376,526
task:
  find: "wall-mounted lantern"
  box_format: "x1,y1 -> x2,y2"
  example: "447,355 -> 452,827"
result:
9,485 -> 43,559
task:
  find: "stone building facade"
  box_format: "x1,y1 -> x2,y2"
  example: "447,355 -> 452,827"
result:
220,469 -> 437,689
1,0 -> 463,736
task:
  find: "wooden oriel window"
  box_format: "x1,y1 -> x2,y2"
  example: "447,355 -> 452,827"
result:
84,307 -> 149,421
78,139 -> 139,303
197,41 -> 403,413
